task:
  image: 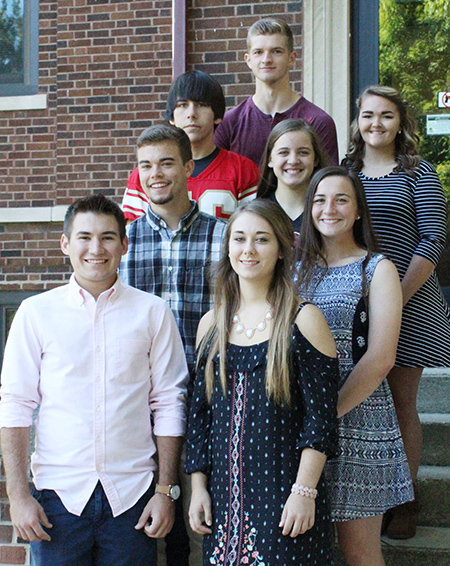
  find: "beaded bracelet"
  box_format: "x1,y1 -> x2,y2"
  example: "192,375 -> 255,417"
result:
291,483 -> 318,499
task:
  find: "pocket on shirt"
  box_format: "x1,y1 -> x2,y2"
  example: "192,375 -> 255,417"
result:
183,264 -> 211,310
115,339 -> 150,383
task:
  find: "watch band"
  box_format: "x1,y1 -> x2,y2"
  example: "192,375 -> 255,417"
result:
155,483 -> 181,501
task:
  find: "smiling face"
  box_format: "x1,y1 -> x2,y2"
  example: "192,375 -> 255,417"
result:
269,130 -> 317,192
171,100 -> 221,147
61,212 -> 128,299
312,175 -> 359,242
358,94 -> 401,154
228,211 -> 281,286
137,141 -> 194,214
245,33 -> 296,85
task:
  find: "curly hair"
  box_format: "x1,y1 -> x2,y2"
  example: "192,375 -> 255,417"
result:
344,85 -> 421,177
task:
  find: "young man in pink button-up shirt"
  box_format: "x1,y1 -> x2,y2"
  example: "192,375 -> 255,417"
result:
0,194 -> 188,566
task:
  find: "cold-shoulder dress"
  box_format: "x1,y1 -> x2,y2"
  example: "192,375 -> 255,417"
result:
185,323 -> 339,565
309,255 -> 414,521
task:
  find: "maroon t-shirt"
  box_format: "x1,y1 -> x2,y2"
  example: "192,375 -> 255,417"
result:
214,95 -> 339,166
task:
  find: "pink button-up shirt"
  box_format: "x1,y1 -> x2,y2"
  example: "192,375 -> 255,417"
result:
0,275 -> 188,517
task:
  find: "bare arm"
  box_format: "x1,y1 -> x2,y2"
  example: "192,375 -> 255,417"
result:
401,254 -> 435,307
295,303 -> 337,359
279,448 -> 327,537
1,427 -> 52,542
337,259 -> 402,417
195,310 -> 215,348
135,435 -> 184,537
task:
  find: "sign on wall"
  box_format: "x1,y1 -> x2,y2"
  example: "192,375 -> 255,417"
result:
426,114 -> 450,136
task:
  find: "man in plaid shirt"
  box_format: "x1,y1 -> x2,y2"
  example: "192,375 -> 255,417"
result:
119,125 -> 225,566
120,124 -> 225,373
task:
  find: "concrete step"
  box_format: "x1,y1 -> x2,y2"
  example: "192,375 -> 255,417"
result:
417,466 -> 450,528
418,369 -> 450,414
334,527 -> 450,566
420,413 -> 450,466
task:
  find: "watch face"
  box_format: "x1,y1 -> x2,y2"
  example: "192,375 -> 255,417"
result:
170,485 -> 181,500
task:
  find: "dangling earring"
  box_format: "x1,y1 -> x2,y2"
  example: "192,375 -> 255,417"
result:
397,129 -> 402,135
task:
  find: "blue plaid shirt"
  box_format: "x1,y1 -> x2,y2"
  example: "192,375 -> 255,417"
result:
120,202 -> 226,370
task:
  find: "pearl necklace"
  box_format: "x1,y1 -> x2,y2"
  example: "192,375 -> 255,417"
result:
232,310 -> 273,339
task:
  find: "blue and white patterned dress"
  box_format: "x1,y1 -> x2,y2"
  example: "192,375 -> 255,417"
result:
308,254 -> 414,521
185,321 -> 339,565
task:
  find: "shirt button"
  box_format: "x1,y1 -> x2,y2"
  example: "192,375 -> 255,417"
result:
96,346 -> 101,353
168,266 -> 172,271
96,436 -> 101,443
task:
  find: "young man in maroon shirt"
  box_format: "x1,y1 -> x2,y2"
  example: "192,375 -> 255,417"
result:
214,18 -> 339,166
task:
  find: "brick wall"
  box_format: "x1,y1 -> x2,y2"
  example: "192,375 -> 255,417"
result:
0,0 -> 303,293
188,0 -> 303,108
0,2 -> 303,563
0,222 -> 70,291
0,0 -> 176,293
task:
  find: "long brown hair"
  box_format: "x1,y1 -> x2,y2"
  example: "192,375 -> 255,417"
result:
344,85 -> 421,177
198,199 -> 299,405
257,119 -> 329,199
297,166 -> 378,296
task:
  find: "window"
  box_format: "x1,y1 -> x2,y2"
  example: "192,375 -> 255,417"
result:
0,0 -> 39,97
350,0 -> 379,119
0,291 -> 37,374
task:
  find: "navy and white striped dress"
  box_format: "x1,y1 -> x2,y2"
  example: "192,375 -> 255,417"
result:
359,160 -> 450,367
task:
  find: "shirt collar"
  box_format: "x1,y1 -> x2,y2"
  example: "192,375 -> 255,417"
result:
145,201 -> 199,233
68,273 -> 123,305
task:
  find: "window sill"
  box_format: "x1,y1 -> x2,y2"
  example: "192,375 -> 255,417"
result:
0,206 -> 68,223
0,94 -> 47,112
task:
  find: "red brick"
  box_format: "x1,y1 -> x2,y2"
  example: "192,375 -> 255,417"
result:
1,502 -> 11,522
0,545 -> 27,564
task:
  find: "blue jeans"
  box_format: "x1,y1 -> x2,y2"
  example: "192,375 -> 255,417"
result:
30,482 -> 157,566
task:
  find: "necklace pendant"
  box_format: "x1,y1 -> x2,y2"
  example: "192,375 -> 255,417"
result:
231,308 -> 272,340
245,328 -> 255,339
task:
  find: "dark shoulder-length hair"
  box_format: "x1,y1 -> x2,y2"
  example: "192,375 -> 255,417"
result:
257,118 -> 329,199
198,199 -> 299,405
165,70 -> 226,122
344,85 -> 421,177
297,166 -> 378,296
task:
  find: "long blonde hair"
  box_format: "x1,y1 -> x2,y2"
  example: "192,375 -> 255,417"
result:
198,200 -> 299,405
